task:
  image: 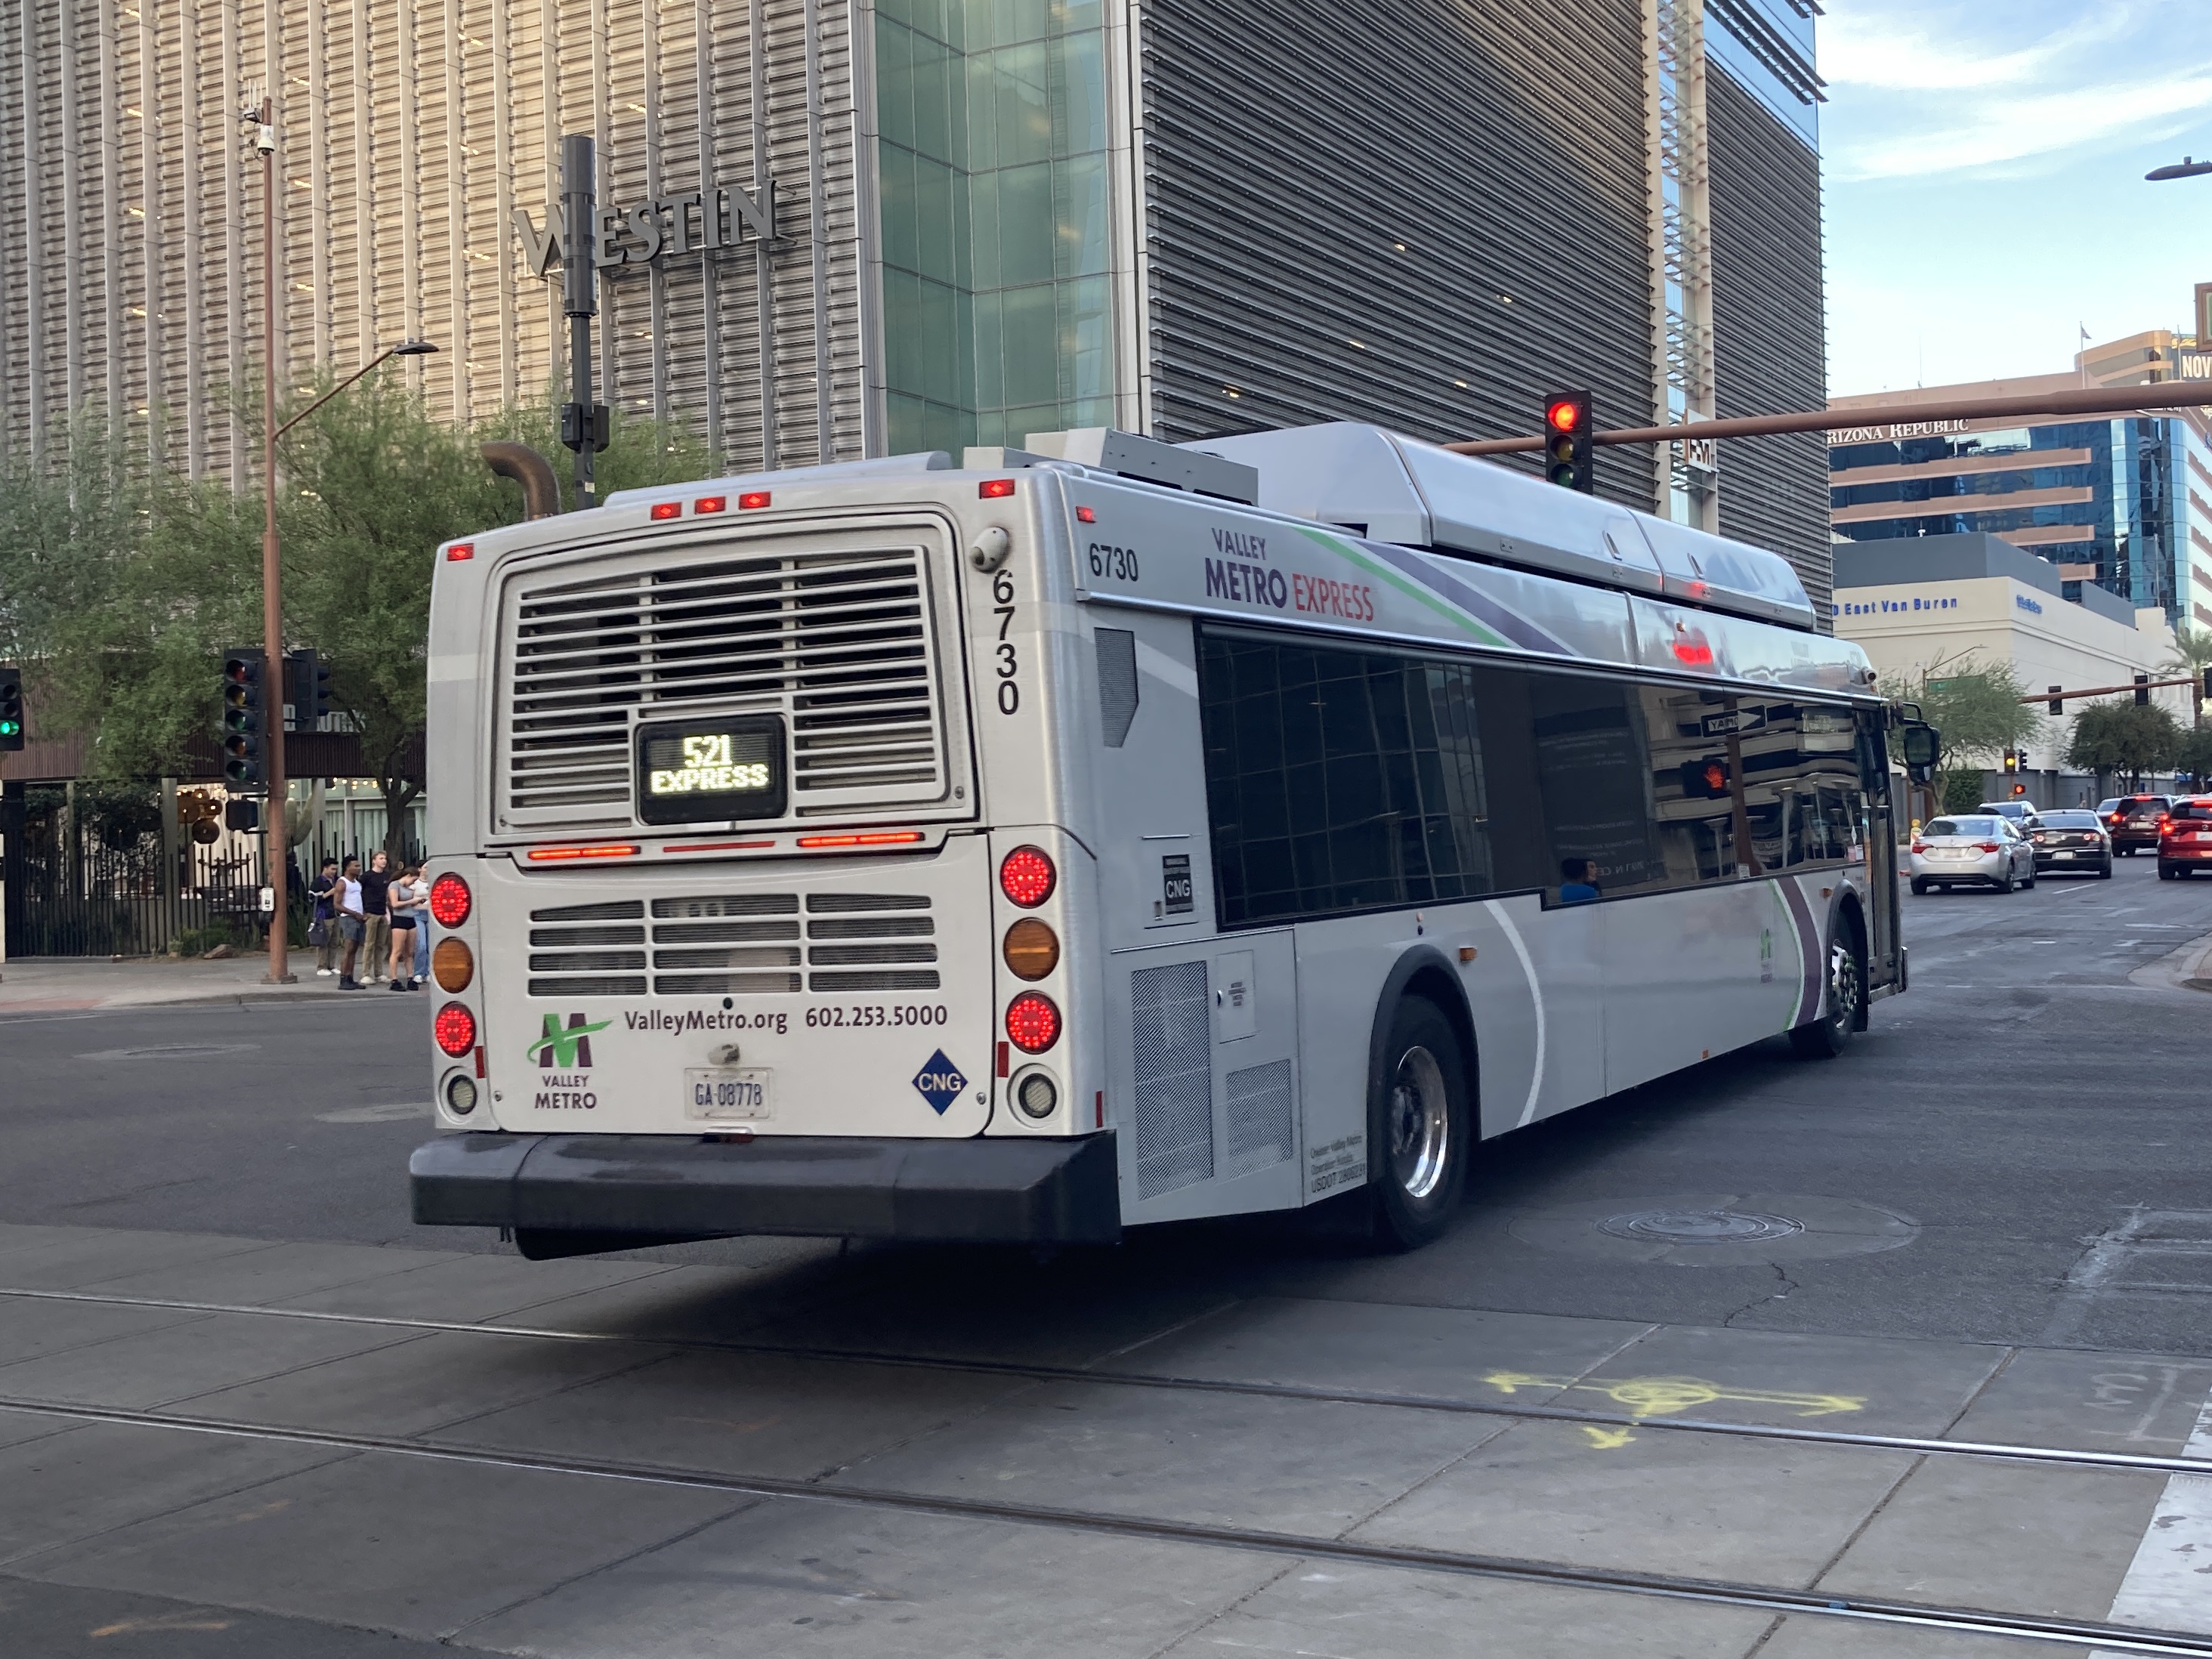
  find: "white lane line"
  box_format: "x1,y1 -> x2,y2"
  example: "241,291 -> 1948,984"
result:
2100,1388 -> 2212,1642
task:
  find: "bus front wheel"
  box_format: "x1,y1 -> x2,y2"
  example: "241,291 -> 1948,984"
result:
1789,919 -> 1863,1059
1368,998 -> 1469,1251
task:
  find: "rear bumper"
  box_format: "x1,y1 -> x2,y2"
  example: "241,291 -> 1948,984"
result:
411,1130 -> 1123,1247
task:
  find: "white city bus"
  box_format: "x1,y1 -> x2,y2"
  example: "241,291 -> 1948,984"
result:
412,422 -> 1913,1256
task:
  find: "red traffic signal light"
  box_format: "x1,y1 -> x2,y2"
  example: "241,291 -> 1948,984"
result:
1541,391 -> 1593,493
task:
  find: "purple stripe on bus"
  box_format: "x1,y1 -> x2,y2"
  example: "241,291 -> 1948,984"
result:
1775,879 -> 1823,1028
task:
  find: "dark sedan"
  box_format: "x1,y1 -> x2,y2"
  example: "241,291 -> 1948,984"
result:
2106,795 -> 2173,854
2028,810 -> 2114,877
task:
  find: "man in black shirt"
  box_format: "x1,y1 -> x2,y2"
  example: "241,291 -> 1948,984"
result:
361,851 -> 392,984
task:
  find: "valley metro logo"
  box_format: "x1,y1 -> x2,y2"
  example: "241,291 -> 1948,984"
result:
528,1012 -> 613,1069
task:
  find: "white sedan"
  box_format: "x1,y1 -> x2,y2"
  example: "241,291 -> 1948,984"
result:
1909,814 -> 2037,894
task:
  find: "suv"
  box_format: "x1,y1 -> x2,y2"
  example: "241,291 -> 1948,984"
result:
2105,795 -> 2174,855
2158,799 -> 2212,878
1979,800 -> 2041,828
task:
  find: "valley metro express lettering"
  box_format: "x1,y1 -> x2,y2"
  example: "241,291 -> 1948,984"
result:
1203,525 -> 1376,623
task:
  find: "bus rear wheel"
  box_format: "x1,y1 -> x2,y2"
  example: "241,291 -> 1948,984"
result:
1368,998 -> 1469,1251
1789,919 -> 1862,1059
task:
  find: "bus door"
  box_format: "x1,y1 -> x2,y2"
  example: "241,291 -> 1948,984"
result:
1109,930 -> 1302,1224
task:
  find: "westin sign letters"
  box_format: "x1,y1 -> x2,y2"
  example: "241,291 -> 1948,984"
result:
513,180 -> 782,277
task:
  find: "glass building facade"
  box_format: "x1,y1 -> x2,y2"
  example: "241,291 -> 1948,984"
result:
873,0 -> 1116,456
1830,419 -> 2202,626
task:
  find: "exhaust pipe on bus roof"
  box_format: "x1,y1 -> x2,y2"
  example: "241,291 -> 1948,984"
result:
481,441 -> 561,521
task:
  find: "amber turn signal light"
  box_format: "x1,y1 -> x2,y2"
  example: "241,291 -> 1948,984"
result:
432,938 -> 475,993
1002,918 -> 1060,981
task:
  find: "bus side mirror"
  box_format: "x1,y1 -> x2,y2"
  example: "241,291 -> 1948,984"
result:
1901,724 -> 1939,784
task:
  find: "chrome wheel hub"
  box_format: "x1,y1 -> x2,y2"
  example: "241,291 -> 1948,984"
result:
1389,1044 -> 1450,1201
1828,940 -> 1859,1029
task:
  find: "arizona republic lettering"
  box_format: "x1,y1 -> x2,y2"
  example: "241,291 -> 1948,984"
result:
1201,527 -> 1375,623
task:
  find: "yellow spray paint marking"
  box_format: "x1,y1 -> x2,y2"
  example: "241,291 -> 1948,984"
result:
1482,1370 -> 1867,1447
1578,1425 -> 1637,1450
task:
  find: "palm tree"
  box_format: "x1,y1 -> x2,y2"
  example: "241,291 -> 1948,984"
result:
2162,625 -> 2212,725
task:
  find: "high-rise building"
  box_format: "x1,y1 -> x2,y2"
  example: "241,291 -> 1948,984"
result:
1829,332 -> 2212,632
0,0 -> 1833,595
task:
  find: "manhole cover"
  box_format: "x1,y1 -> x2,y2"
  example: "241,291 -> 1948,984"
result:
1598,1209 -> 1804,1246
77,1043 -> 260,1061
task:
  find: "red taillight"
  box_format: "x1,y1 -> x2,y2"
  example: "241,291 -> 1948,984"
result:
428,873 -> 472,927
2109,814 -> 2124,824
694,495 -> 728,514
739,490 -> 772,510
980,478 -> 1018,499
434,1003 -> 477,1057
796,830 -> 925,848
1910,842 -> 1928,854
525,844 -> 641,863
1976,842 -> 2002,853
650,502 -> 681,521
1005,992 -> 1061,1054
445,542 -> 474,562
999,845 -> 1056,907
1076,506 -> 1096,523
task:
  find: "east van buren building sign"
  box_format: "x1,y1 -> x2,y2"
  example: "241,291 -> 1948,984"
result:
511,180 -> 785,278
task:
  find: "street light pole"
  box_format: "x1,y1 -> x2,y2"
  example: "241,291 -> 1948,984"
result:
246,91 -> 437,984
253,97 -> 289,985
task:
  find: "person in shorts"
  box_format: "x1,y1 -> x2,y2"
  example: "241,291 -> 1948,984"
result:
386,864 -> 423,990
335,857 -> 367,989
309,858 -> 341,976
360,851 -> 392,984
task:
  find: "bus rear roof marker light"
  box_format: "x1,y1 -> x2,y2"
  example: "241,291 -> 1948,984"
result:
739,490 -> 772,510
527,843 -> 641,863
980,478 -> 1017,499
649,502 -> 681,521
796,830 -> 925,848
445,543 -> 474,561
694,495 -> 728,514
1076,506 -> 1096,523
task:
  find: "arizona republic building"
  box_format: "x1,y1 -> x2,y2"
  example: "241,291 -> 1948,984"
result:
0,0 -> 1831,599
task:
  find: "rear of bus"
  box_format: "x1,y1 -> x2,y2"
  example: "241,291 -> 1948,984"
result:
408,460 -> 1119,1258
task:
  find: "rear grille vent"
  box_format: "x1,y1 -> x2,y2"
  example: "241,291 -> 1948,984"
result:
522,891 -> 941,996
1132,959 -> 1214,1199
499,543 -> 949,830
527,901 -> 649,997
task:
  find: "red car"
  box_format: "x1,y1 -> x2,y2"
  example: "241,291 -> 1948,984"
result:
2158,799 -> 2212,879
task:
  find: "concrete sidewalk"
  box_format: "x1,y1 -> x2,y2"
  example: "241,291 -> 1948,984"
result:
0,956 -> 400,1012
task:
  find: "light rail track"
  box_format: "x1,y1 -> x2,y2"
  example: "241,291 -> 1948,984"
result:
5,1283 -> 2210,1477
0,1390 -> 2204,1656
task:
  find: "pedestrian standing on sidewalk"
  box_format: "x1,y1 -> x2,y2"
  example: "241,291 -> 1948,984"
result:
335,856 -> 367,990
386,864 -> 423,990
360,850 -> 392,984
413,868 -> 433,984
308,858 -> 341,977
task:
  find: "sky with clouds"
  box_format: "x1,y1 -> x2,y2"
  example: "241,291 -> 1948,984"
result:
1821,0 -> 2212,395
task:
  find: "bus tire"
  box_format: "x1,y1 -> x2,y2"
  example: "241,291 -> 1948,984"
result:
1789,916 -> 1862,1060
1367,997 -> 1469,1251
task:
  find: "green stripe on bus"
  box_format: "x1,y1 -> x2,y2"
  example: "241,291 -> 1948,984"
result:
1293,525 -> 1515,650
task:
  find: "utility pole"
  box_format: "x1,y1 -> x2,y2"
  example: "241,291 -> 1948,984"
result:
252,93 -> 293,985
559,134 -> 605,512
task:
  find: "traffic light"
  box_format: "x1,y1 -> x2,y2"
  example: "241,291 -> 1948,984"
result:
2135,673 -> 2151,707
1680,756 -> 1732,799
0,663 -> 22,751
286,648 -> 331,731
2002,751 -> 2018,774
224,799 -> 261,832
221,648 -> 267,786
2011,783 -> 2027,797
2202,668 -> 2211,702
1542,391 -> 1594,493
2048,684 -> 2064,716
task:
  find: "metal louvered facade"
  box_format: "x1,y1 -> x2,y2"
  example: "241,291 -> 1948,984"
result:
0,0 -> 865,478
1135,0 -> 1666,515
1707,63 -> 1830,610
0,0 -> 1826,603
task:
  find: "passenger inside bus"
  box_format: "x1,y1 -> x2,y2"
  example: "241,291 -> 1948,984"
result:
1558,859 -> 1602,904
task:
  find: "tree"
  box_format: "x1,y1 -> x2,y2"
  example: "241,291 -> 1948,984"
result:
2161,624 -> 2212,725
2176,722 -> 2212,789
1902,656 -> 2034,811
3,378 -> 708,857
2065,700 -> 2182,789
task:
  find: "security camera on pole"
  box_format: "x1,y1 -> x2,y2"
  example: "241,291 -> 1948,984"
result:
558,134 -> 608,512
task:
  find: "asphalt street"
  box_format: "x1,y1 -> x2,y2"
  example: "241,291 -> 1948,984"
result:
4,857 -> 2208,1352
2,863 -> 2210,1659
